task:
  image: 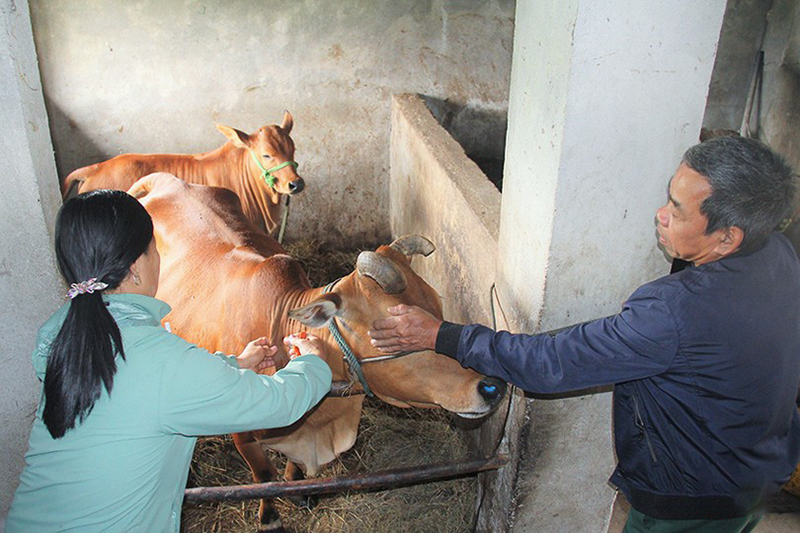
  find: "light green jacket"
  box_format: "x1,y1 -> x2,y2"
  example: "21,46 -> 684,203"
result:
6,294 -> 332,532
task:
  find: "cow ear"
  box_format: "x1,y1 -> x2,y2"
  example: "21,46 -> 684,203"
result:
280,110 -> 293,134
288,294 -> 341,328
216,124 -> 250,149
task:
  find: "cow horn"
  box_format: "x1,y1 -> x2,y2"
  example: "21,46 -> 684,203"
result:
356,252 -> 407,294
389,235 -> 435,257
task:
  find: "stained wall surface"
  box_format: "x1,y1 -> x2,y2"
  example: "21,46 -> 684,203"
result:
0,1 -> 63,529
760,0 -> 800,250
702,0 -> 800,251
390,94 -> 502,327
28,0 -> 515,245
703,0 -> 774,133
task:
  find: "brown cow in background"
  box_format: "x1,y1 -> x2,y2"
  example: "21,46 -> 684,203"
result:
129,173 -> 507,532
63,112 -> 304,233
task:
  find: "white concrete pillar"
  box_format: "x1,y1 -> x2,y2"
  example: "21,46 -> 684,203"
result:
0,0 -> 62,527
487,1 -> 727,531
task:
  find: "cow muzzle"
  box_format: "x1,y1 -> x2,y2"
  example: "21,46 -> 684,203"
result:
478,377 -> 506,404
455,377 -> 507,419
288,178 -> 305,194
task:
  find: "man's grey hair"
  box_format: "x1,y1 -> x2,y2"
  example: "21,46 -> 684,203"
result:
682,136 -> 796,253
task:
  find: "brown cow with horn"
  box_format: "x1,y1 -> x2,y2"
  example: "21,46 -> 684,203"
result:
128,172 -> 507,532
63,112 -> 303,233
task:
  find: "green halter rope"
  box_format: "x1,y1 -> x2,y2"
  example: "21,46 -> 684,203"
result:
249,151 -> 298,244
249,150 -> 298,189
323,281 -> 374,397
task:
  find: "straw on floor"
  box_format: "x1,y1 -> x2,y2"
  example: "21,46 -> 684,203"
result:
180,239 -> 478,532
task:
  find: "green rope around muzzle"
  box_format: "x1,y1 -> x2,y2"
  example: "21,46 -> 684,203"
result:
249,151 -> 299,244
249,150 -> 298,189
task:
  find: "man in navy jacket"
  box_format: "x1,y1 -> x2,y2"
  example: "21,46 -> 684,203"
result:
369,136 -> 800,531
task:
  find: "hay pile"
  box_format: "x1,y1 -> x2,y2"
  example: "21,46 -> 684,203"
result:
180,240 -> 478,532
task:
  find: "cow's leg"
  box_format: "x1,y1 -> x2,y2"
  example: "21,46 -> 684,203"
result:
232,433 -> 285,533
283,460 -> 316,509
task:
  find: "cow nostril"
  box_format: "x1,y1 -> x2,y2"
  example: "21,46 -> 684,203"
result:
477,378 -> 507,403
288,179 -> 305,194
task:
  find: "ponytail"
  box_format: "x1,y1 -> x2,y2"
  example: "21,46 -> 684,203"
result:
43,293 -> 123,438
43,190 -> 153,438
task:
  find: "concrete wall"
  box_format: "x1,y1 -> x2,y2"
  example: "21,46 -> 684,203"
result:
760,0 -> 800,210
0,1 -> 63,528
423,94 -> 509,167
702,0 -> 800,250
703,0 -> 774,133
390,94 -> 502,327
28,0 -> 515,246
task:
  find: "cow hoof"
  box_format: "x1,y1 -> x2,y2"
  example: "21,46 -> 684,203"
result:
257,517 -> 285,533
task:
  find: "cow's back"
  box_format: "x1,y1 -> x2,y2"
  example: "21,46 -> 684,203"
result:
65,148 -> 233,195
133,173 -> 298,354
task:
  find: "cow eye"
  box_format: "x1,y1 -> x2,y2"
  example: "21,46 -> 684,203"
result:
262,154 -> 272,159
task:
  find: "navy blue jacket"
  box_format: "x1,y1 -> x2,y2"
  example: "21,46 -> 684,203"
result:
436,232 -> 800,519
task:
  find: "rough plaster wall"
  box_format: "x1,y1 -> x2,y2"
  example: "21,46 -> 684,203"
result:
390,94 -> 501,326
702,0 -> 800,251
28,0 -> 514,246
423,94 -> 508,161
498,0 -> 727,334
540,1 -> 726,331
703,0 -> 774,132
761,0 -> 800,191
0,0 -> 63,528
480,1 -> 580,529
762,1 -> 800,250
786,1 -> 800,69
494,0 -> 575,336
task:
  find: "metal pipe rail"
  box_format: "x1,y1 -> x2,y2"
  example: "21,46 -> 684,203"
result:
184,454 -> 508,504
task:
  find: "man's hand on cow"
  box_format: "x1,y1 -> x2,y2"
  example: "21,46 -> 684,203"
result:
284,332 -> 327,360
368,304 -> 442,353
238,337 -> 278,373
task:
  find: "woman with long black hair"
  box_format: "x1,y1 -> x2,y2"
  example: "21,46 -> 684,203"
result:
7,190 -> 332,532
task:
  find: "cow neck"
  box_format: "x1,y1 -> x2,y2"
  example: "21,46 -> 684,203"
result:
281,285 -> 351,383
237,146 -> 280,228
181,143 -> 231,184
175,141 -> 275,227
322,279 -> 374,397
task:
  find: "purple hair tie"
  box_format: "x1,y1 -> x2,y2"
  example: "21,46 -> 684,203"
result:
65,278 -> 109,300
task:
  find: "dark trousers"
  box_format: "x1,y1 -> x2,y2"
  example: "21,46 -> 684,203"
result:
623,507 -> 762,533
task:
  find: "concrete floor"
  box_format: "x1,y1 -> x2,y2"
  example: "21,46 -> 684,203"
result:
607,492 -> 800,533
